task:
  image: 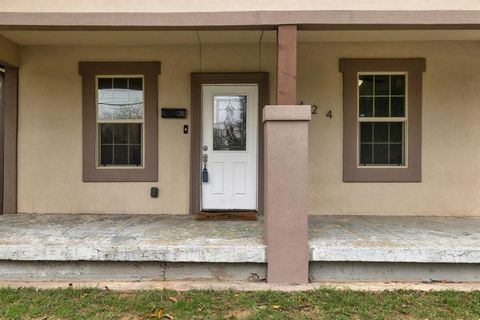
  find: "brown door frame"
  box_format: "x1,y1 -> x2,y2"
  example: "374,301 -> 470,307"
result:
190,72 -> 269,215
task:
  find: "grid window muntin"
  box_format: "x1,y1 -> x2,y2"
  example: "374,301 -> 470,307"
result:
357,72 -> 408,168
95,75 -> 145,169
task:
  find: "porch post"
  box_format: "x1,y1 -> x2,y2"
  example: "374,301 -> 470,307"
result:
3,66 -> 18,214
264,25 -> 310,284
276,25 -> 297,105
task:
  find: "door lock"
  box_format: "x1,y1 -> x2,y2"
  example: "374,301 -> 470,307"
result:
202,154 -> 209,183
202,145 -> 208,151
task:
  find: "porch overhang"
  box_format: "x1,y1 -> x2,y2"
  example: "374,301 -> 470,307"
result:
2,10 -> 480,31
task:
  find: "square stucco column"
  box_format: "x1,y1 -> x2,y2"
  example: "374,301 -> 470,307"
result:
263,105 -> 311,284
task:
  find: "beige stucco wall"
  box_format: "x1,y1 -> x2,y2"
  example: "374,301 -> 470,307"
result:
2,0 -> 480,12
303,41 -> 480,216
16,40 -> 480,215
17,43 -> 276,214
0,35 -> 19,66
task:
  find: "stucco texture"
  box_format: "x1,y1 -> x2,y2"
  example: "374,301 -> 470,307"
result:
16,41 -> 480,215
302,41 -> 480,216
17,43 -> 276,214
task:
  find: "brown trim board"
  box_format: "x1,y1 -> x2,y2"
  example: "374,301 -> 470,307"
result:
340,58 -> 426,182
3,66 -> 18,213
190,72 -> 269,215
276,25 -> 297,105
79,61 -> 160,182
2,11 -> 480,30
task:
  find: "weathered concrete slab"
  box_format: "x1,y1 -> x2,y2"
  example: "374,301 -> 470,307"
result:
309,216 -> 480,263
0,214 -> 266,263
310,262 -> 480,282
0,261 -> 266,282
1,214 -> 480,265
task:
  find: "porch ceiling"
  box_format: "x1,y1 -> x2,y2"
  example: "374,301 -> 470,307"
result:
2,30 -> 480,46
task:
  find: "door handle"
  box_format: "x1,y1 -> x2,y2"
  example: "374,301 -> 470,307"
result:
202,154 -> 209,183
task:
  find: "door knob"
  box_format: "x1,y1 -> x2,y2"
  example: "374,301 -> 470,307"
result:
202,154 -> 208,163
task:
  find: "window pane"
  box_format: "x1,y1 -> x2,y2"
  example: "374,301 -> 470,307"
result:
389,144 -> 403,165
99,123 -> 143,166
390,122 -> 403,143
359,122 -> 405,166
128,123 -> 142,144
374,97 -> 389,117
359,75 -> 373,95
130,77 -> 142,91
100,145 -> 113,166
360,144 -> 373,165
359,97 -> 373,117
391,97 -> 405,117
213,95 -> 247,151
360,122 -> 373,143
391,75 -> 405,95
129,145 -> 141,165
373,122 -> 389,143
98,78 -> 112,90
375,75 -> 389,95
113,78 -> 128,89
114,145 -> 128,165
100,123 -> 114,144
357,73 -> 407,167
373,144 -> 389,164
113,124 -> 128,144
97,77 -> 144,120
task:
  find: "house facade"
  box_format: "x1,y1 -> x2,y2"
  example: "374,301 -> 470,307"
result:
1,1 -> 480,284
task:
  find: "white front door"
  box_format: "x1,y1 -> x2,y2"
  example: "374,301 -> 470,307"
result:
201,84 -> 258,210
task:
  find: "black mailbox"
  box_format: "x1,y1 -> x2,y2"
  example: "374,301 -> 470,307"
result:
161,108 -> 187,119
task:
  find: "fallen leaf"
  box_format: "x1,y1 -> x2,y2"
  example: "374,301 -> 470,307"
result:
149,308 -> 164,319
272,305 -> 281,310
164,314 -> 174,320
168,296 -> 178,303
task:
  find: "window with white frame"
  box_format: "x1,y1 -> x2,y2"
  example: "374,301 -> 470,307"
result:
96,76 -> 144,167
358,73 -> 407,167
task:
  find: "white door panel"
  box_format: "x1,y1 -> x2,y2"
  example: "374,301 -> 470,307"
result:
201,85 -> 258,210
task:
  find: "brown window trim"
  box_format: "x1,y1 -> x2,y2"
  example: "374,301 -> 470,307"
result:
79,62 -> 160,182
339,58 -> 426,182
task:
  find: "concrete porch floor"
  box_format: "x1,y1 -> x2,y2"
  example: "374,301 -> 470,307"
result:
0,214 -> 479,264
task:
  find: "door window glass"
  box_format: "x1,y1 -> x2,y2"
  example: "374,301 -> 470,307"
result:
213,95 -> 247,151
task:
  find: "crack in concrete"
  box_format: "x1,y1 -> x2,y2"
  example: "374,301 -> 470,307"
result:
358,216 -> 420,249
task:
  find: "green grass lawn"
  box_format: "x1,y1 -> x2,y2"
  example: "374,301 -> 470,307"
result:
0,288 -> 480,319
